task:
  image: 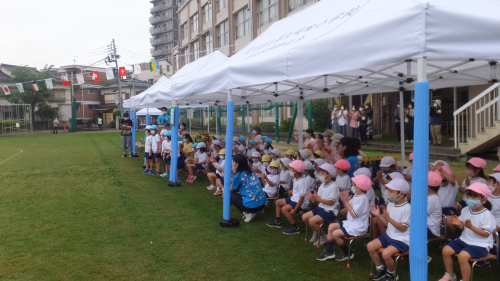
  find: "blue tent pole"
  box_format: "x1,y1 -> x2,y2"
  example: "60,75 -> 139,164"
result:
169,105 -> 180,185
221,90 -> 238,227
145,107 -> 150,166
132,109 -> 137,156
409,57 -> 429,281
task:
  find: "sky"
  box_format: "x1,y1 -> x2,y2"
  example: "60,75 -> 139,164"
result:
0,0 -> 153,70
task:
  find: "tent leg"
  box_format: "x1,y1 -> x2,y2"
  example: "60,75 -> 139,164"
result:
275,103 -> 279,142
409,57 -> 429,281
399,91 -> 405,167
287,103 -> 298,144
169,104 -> 180,186
298,99 -> 304,149
221,90 -> 239,228
132,109 -> 138,157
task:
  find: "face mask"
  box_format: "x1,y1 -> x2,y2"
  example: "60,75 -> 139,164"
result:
270,170 -> 278,175
232,166 -> 237,173
124,117 -> 129,120
318,175 -> 326,183
465,198 -> 482,209
253,130 -> 257,134
359,108 -> 364,111
324,137 -> 327,142
341,106 -> 344,110
220,155 -> 225,160
183,139 -> 187,143
434,103 -> 438,107
397,105 -> 400,108
289,170 -> 295,177
488,185 -> 494,191
408,105 -> 412,109
332,142 -> 337,147
351,186 -> 357,194
338,146 -> 343,152
254,160 -> 260,164
465,169 -> 475,178
162,111 -> 167,115
352,107 -> 355,110
334,107 -> 338,110
151,130 -> 156,135
365,105 -> 369,109
388,193 -> 400,203
263,162 -> 269,167
180,126 -> 185,129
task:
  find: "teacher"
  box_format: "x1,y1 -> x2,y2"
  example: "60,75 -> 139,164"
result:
230,154 -> 267,223
157,107 -> 171,130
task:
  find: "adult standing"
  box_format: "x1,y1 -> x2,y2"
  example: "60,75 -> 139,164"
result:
303,129 -> 316,150
394,103 -> 403,142
349,105 -> 360,138
337,104 -> 348,137
230,154 -> 267,222
430,99 -> 443,146
365,104 -> 373,140
157,107 -> 171,130
251,126 -> 262,142
120,112 -> 133,157
179,122 -> 188,136
358,105 -> 368,146
98,116 -> 103,131
52,117 -> 59,134
331,104 -> 339,133
406,103 -> 414,143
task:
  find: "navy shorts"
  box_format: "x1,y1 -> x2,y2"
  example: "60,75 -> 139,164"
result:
164,153 -> 171,165
216,173 -> 224,181
154,153 -> 161,158
339,221 -> 353,238
285,198 -> 302,211
312,207 -> 336,224
447,239 -> 488,260
195,164 -> 205,170
378,233 -> 409,254
145,152 -> 150,159
376,197 -> 386,206
427,228 -> 438,239
279,185 -> 287,194
442,207 -> 458,216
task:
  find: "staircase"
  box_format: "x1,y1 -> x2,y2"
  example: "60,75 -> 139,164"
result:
454,83 -> 500,156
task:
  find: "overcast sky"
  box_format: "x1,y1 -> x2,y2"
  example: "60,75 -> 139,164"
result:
0,0 -> 153,70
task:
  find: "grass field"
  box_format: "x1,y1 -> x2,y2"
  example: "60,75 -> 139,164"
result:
0,132 -> 498,280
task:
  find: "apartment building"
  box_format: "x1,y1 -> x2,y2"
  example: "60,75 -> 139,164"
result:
172,0 -> 319,71
150,0 -> 179,61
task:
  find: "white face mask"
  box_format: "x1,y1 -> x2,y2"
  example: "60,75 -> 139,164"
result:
365,105 -> 369,109
124,117 -> 129,120
289,170 -> 295,177
341,106 -> 344,110
162,111 -> 167,115
253,130 -> 257,134
151,130 -> 156,134
270,169 -> 278,175
351,186 -> 357,194
352,107 -> 355,110
324,137 -> 328,142
397,104 -> 400,108
183,139 -> 187,143
434,103 -> 438,107
263,162 -> 269,167
232,166 -> 237,173
318,175 -> 326,183
253,159 -> 260,164
334,106 -> 338,110
359,108 -> 364,111
180,126 -> 185,129
408,105 -> 412,109
220,155 -> 225,160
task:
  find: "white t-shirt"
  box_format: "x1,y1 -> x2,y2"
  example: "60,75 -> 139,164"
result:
317,181 -> 338,213
162,139 -> 171,153
386,201 -> 411,246
198,152 -> 208,169
260,163 -> 269,175
438,182 -> 460,208
151,134 -> 161,153
342,194 -> 370,237
366,186 -> 376,206
379,174 -> 390,203
306,175 -> 316,192
247,148 -> 256,158
337,109 -> 348,126
279,169 -> 293,191
335,174 -> 351,192
194,150 -> 200,160
145,135 -> 153,153
461,177 -> 487,201
487,195 -> 500,227
254,161 -> 263,172
458,207 -> 497,251
263,174 -> 280,198
427,194 -> 443,237
215,159 -> 225,177
291,176 -> 310,209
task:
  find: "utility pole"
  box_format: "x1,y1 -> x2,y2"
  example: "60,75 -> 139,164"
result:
111,39 -> 123,118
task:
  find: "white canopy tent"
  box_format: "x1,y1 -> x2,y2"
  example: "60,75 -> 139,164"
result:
123,76 -> 169,108
135,108 -> 162,116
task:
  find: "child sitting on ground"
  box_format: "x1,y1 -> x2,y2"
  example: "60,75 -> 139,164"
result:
440,182 -> 496,281
207,148 -> 226,194
267,160 -> 309,235
186,143 -> 208,183
316,174 -> 371,261
367,178 -> 411,281
261,161 -> 280,198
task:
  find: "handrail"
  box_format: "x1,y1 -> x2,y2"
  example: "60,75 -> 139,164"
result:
454,82 -> 500,116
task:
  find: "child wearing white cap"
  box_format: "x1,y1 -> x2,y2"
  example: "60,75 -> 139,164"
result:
251,151 -> 263,173
279,158 -> 293,195
304,161 -> 317,193
368,178 -> 411,281
186,143 -> 208,183
143,126 -> 153,174
271,148 -> 281,161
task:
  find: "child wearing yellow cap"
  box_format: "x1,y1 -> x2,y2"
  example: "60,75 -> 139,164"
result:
260,161 -> 281,198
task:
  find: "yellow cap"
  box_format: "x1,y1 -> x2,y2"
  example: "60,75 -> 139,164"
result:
305,149 -> 312,156
262,155 -> 271,162
286,149 -> 296,156
314,150 -> 325,159
270,161 -> 280,168
219,149 -> 226,155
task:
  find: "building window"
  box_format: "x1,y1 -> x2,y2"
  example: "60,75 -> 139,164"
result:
88,88 -> 97,94
235,8 -> 250,39
167,65 -> 170,72
191,14 -> 198,31
259,0 -> 278,27
217,21 -> 229,47
203,3 -> 212,22
204,33 -> 213,55
216,0 -> 228,12
193,41 -> 200,61
181,22 -> 188,39
289,0 -> 314,12
88,105 -> 98,110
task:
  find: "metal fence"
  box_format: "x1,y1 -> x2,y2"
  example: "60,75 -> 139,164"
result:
0,104 -> 32,136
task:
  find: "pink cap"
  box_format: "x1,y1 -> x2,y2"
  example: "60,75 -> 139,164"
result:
352,175 -> 372,191
493,164 -> 500,172
440,166 -> 453,176
468,157 -> 487,169
409,153 -> 414,161
466,182 -> 492,199
428,171 -> 442,187
334,159 -> 351,171
289,160 -> 306,173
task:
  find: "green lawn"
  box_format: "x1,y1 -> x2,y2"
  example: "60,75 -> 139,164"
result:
0,132 -> 498,280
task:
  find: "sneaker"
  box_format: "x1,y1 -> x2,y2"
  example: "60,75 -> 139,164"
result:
335,252 -> 354,261
214,190 -> 222,195
410,140 -> 413,142
207,185 -> 216,191
151,171 -> 159,176
317,235 -> 327,246
309,231 -> 319,243
370,268 -> 387,280
122,154 -> 127,157
244,213 -> 257,222
438,272 -> 456,281
160,173 -> 169,177
428,256 -> 432,263
316,249 -> 336,261
186,175 -> 193,182
242,212 -> 247,220
190,176 -> 197,182
266,219 -> 283,228
380,273 -> 397,281
283,225 -> 300,235
142,169 -> 150,174
405,140 -> 409,142
474,260 -> 490,267
145,170 -> 152,175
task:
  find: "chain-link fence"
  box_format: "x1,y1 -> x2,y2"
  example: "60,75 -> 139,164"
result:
0,104 -> 32,136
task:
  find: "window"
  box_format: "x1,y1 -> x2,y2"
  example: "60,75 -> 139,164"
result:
191,14 -> 198,31
88,88 -> 97,94
181,22 -> 188,39
204,33 -> 213,54
216,0 -> 228,12
105,95 -> 115,104
148,79 -> 154,84
193,41 -> 200,61
167,65 -> 170,72
88,105 -> 98,110
289,0 -> 314,12
217,21 -> 229,47
235,8 -> 250,39
203,3 -> 212,22
259,0 -> 278,26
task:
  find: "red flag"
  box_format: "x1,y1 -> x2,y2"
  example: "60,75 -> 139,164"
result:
119,67 -> 126,77
62,75 -> 70,86
91,71 -> 99,82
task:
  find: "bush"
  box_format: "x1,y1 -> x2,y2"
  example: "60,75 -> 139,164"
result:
279,118 -> 291,132
257,122 -> 275,132
113,110 -> 121,119
109,121 -> 116,128
303,99 -> 332,132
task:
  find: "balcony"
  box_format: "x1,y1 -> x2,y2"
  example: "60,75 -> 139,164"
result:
150,37 -> 171,46
150,25 -> 173,35
149,14 -> 172,25
151,48 -> 171,57
150,2 -> 172,14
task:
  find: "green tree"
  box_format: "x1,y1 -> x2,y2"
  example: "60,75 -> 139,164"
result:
36,102 -> 58,120
6,65 -> 53,122
303,99 -> 332,132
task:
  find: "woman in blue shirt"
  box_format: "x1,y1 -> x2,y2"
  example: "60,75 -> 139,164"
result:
230,154 -> 267,222
338,137 -> 359,178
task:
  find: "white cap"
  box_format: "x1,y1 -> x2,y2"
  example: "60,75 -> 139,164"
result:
160,129 -> 167,135
213,135 -> 220,140
380,156 -> 396,167
432,160 -> 450,168
319,163 -> 337,177
314,158 -> 327,166
145,125 -> 152,129
252,151 -> 261,158
304,160 -> 314,170
299,150 -> 308,159
354,167 -> 372,178
389,172 -> 405,180
280,158 -> 292,168
385,178 -> 410,193
490,173 -> 500,183
196,142 -> 206,148
272,148 -> 281,157
212,140 -> 221,145
233,137 -> 239,142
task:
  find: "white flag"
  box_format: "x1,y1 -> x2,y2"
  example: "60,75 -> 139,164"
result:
133,64 -> 142,74
16,83 -> 24,93
45,79 -> 53,89
76,74 -> 84,85
106,68 -> 114,80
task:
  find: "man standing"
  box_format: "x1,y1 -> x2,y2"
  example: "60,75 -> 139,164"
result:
98,116 -> 103,131
120,112 -> 134,157
53,117 -> 59,134
394,104 -> 402,141
157,107 -> 171,130
430,99 -> 443,146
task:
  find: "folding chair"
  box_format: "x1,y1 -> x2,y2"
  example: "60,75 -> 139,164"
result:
344,215 -> 373,268
453,231 -> 499,281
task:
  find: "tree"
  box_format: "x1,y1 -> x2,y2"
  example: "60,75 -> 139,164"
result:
36,102 -> 58,120
6,65 -> 53,123
303,98 -> 332,132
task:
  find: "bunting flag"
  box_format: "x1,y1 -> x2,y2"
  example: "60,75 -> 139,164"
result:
133,64 -> 141,74
150,61 -> 158,72
76,74 -> 84,85
91,71 -> 99,82
61,75 -> 70,86
16,83 -> 24,93
119,67 -> 126,77
32,81 -> 40,91
2,85 -> 11,95
45,79 -> 53,89
106,68 -> 114,80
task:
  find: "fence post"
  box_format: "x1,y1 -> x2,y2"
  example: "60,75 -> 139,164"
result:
275,103 -> 279,142
287,102 -> 298,144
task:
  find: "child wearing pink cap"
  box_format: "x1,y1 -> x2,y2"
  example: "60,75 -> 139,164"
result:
440,183 -> 496,281
432,164 -> 460,239
427,171 -> 443,240
403,153 -> 413,188
493,164 -> 500,173
267,160 -> 310,235
457,157 -> 488,214
334,159 -> 351,193
487,173 -> 500,235
316,175 -> 371,262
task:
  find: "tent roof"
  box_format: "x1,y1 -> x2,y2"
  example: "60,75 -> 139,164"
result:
136,108 -> 163,116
